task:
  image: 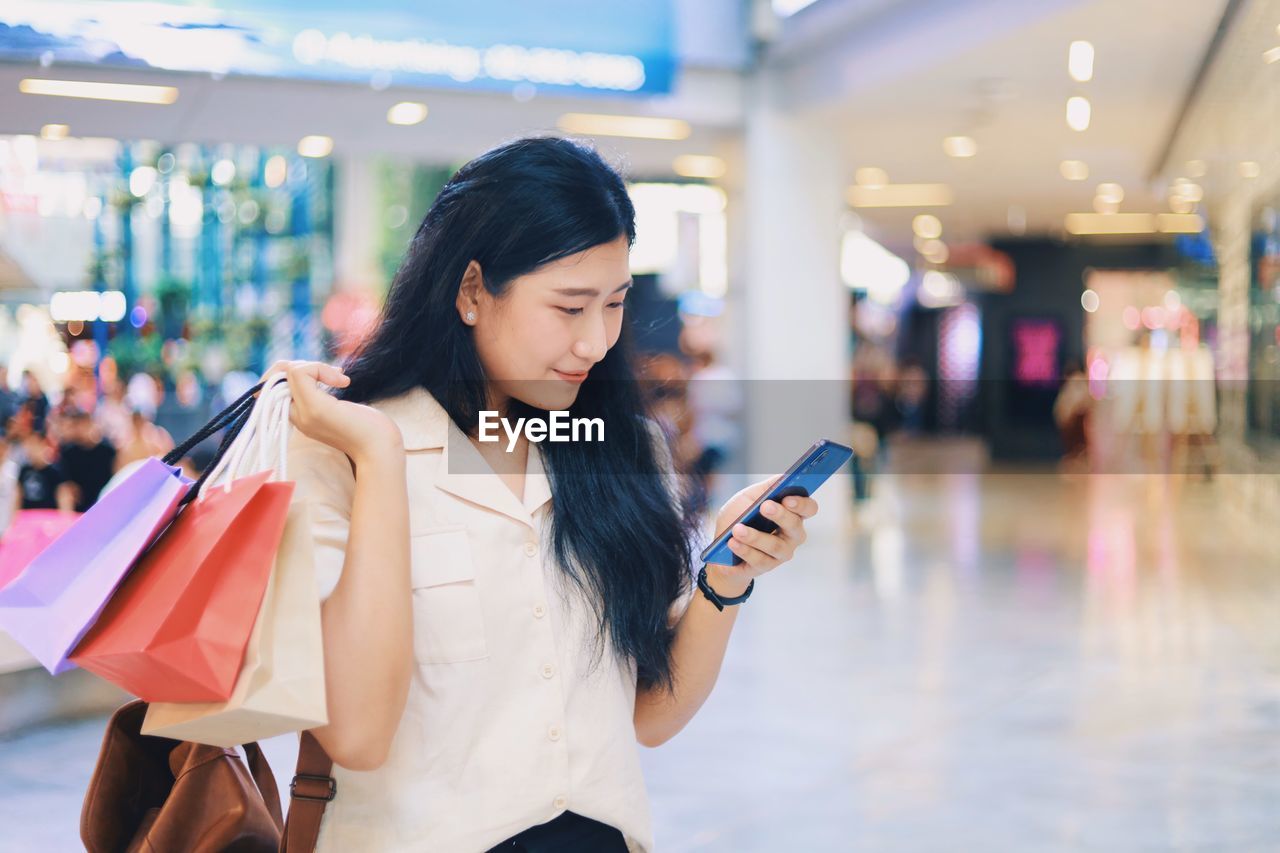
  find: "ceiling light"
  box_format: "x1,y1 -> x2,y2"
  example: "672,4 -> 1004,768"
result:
210,159 -> 236,186
264,155 -> 287,188
847,183 -> 954,208
920,240 -> 949,264
1096,182 -> 1124,204
1156,213 -> 1205,233
1065,213 -> 1156,235
912,214 -> 943,239
557,113 -> 690,140
1093,197 -> 1119,215
386,101 -> 428,126
673,154 -> 726,179
943,136 -> 977,158
297,135 -> 333,158
1060,160 -> 1089,181
854,167 -> 889,188
1265,46 -> 1280,64
1170,178 -> 1203,202
1169,197 -> 1195,214
1066,96 -> 1091,131
1068,41 -> 1094,82
1081,289 -> 1100,312
1240,161 -> 1261,178
40,123 -> 69,140
129,166 -> 157,197
19,78 -> 178,104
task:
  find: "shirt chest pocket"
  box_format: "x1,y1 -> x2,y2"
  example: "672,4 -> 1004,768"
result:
410,527 -> 489,664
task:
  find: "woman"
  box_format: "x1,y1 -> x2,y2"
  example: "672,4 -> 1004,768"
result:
275,136 -> 820,852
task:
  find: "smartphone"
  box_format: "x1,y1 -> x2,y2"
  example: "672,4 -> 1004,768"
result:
699,439 -> 854,566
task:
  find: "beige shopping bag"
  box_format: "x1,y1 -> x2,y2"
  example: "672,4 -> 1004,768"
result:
141,376 -> 328,747
140,499 -> 327,746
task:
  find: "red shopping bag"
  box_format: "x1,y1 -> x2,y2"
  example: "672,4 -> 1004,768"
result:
70,470 -> 293,703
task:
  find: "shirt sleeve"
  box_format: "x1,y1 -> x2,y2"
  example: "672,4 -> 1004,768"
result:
287,430 -> 356,603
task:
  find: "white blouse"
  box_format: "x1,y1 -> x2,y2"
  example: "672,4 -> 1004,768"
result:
288,387 -> 692,852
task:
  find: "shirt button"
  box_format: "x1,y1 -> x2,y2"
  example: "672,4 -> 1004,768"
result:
524,541 -> 537,558
548,725 -> 561,741
541,663 -> 555,679
553,795 -> 567,810
533,604 -> 546,619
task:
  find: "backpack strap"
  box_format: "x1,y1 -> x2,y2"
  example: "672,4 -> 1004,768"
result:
281,732 -> 335,852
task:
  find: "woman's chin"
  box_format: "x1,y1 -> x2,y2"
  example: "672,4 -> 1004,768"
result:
508,380 -> 580,412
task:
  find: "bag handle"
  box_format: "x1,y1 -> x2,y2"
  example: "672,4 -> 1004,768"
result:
163,382 -> 263,468
203,373 -> 292,493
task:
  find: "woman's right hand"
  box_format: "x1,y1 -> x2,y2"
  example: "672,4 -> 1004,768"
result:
262,361 -> 403,463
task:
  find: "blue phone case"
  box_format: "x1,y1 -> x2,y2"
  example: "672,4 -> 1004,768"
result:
699,439 -> 853,566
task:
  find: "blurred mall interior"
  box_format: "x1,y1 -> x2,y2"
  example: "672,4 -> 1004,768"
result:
0,0 -> 1278,849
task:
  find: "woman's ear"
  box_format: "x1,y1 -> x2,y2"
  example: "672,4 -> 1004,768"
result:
456,260 -> 484,325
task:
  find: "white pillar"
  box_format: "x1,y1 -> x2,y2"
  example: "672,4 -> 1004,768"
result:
722,71 -> 851,536
334,156 -> 382,292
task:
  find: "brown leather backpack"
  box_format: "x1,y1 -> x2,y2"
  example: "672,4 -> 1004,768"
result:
81,701 -> 334,853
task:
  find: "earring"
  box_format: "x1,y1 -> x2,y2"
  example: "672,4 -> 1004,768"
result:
465,311 -> 476,323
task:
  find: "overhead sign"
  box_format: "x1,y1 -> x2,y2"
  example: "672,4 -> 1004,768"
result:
0,1 -> 676,96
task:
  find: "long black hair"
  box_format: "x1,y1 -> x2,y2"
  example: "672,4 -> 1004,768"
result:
340,135 -> 699,692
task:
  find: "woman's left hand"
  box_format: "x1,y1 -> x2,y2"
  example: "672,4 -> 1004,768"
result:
706,476 -> 820,592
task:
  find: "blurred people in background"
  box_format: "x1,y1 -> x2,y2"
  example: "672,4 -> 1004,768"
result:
18,372 -> 49,435
94,379 -> 132,449
894,358 -> 930,435
683,347 -> 742,505
16,432 -> 73,513
0,363 -> 18,428
114,408 -> 174,474
1053,359 -> 1093,470
155,369 -> 207,445
0,431 -> 18,536
125,372 -> 160,421
56,409 -> 116,513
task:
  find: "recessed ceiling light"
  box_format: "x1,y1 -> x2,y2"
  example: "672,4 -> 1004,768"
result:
942,136 -> 977,158
297,135 -> 333,158
854,167 -> 888,188
912,214 -> 942,239
1095,182 -> 1124,204
386,102 -> 428,126
40,123 -> 69,140
1060,160 -> 1089,181
19,78 -> 178,104
1068,41 -> 1094,82
557,113 -> 690,140
673,154 -> 726,179
1066,96 -> 1091,131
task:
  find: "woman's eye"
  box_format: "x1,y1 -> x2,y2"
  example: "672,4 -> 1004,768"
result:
558,307 -> 584,316
607,301 -> 626,309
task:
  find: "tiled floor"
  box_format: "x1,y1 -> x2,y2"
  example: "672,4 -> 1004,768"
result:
2,458 -> 1278,851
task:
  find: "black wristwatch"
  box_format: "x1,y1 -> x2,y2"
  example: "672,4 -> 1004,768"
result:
696,565 -> 754,612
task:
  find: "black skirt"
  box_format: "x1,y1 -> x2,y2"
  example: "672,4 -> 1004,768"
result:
485,811 -> 629,852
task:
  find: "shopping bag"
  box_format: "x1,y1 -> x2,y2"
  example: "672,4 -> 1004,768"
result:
141,498 -> 328,745
0,458 -> 189,674
0,509 -> 82,590
70,467 -> 293,703
141,373 -> 327,743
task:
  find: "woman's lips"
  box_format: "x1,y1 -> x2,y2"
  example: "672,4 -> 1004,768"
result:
554,370 -> 589,384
